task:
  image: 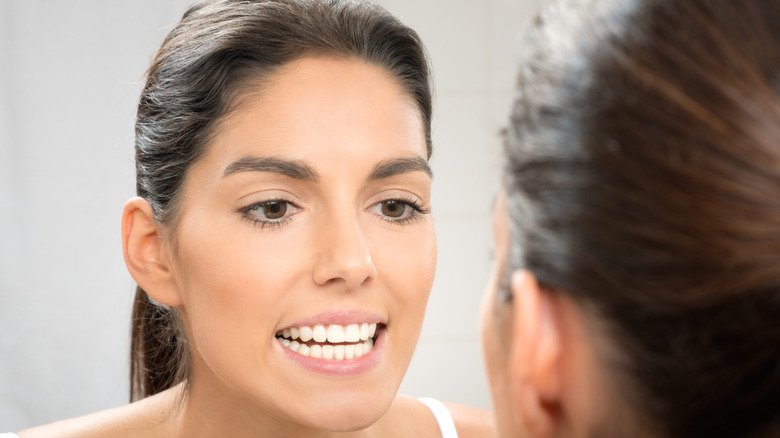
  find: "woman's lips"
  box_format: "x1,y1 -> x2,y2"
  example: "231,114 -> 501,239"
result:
275,323 -> 386,376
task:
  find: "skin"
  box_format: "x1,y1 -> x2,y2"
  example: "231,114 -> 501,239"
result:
19,56 -> 491,438
480,194 -> 625,438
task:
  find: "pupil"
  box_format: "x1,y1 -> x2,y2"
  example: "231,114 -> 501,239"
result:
263,201 -> 286,220
382,201 -> 405,218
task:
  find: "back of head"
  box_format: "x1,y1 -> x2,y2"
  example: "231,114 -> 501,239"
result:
504,0 -> 780,435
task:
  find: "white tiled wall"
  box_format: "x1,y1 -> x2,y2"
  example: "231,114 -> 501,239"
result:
0,0 -> 544,430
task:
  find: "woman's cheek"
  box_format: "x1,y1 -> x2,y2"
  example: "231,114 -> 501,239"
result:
381,223 -> 436,324
175,237 -> 281,369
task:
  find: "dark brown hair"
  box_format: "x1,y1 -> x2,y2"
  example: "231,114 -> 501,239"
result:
503,0 -> 780,436
130,0 -> 431,402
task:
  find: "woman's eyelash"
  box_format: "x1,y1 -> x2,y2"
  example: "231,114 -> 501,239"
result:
239,199 -> 298,229
238,197 -> 431,229
241,216 -> 293,230
399,197 -> 430,214
376,197 -> 431,225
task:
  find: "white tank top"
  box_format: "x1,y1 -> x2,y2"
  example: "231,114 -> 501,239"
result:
1,400 -> 459,438
419,397 -> 459,438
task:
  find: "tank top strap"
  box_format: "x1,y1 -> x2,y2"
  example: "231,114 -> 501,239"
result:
418,397 -> 459,438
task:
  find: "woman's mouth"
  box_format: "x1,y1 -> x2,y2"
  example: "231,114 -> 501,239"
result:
275,322 -> 380,360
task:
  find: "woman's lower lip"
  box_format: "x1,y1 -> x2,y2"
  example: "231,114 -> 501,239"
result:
276,329 -> 385,376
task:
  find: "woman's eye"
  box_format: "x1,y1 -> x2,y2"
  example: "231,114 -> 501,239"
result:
261,201 -> 287,219
372,200 -> 416,221
243,200 -> 298,224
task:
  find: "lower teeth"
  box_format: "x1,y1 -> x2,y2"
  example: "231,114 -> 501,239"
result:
279,338 -> 374,360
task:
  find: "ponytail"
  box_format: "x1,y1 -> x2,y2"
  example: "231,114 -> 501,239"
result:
129,287 -> 188,402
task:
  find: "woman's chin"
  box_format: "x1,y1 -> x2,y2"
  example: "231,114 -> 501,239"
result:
293,391 -> 394,432
310,414 -> 380,433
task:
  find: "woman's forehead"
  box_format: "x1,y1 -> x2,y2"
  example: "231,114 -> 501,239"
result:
199,57 -> 428,178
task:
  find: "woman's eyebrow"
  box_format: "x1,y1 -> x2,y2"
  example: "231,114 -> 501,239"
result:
222,156 -> 319,181
368,156 -> 432,181
222,155 -> 431,182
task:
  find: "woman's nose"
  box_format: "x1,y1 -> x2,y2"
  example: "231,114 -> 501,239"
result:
312,214 -> 378,290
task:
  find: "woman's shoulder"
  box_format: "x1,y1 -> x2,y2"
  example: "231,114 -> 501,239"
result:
15,391 -> 494,437
384,395 -> 494,438
16,390 -> 178,438
442,400 -> 494,438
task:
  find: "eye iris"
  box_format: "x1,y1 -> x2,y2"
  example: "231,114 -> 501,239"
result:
381,200 -> 406,218
263,201 -> 287,220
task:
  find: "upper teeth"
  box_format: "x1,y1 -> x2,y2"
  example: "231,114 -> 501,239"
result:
279,323 -> 377,343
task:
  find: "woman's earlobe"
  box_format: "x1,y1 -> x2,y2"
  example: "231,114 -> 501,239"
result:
507,270 -> 563,437
121,197 -> 182,307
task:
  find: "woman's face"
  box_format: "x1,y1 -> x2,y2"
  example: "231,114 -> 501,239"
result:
166,57 -> 435,430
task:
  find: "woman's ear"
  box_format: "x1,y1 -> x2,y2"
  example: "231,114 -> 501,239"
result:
121,197 -> 182,307
507,270 -> 563,437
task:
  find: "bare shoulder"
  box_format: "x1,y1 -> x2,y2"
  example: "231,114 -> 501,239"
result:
382,395 -> 494,438
444,401 -> 495,438
17,390 -> 178,438
377,395 -> 442,437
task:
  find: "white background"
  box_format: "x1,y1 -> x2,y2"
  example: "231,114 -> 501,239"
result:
0,0 -> 542,430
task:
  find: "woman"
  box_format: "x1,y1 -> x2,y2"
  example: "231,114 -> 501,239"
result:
11,1 -> 489,436
483,0 -> 780,436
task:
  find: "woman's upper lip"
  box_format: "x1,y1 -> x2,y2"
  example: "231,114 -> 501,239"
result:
280,309 -> 386,329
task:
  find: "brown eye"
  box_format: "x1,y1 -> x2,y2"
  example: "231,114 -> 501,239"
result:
380,200 -> 408,218
243,200 -> 299,226
371,198 -> 428,223
262,201 -> 287,220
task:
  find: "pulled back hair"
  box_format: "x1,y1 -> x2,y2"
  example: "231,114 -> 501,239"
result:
504,0 -> 780,436
130,0 -> 431,402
